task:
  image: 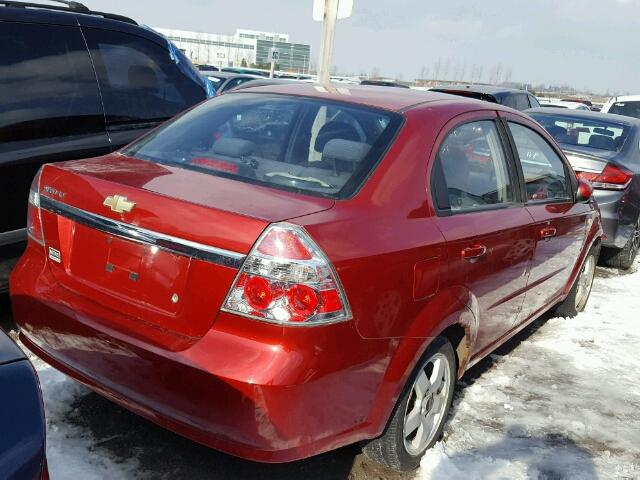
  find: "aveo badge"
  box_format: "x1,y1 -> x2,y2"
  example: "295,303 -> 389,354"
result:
48,247 -> 62,263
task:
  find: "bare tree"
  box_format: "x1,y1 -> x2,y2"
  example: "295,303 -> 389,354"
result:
432,58 -> 442,81
370,66 -> 381,79
504,67 -> 513,84
442,58 -> 451,81
495,63 -> 503,85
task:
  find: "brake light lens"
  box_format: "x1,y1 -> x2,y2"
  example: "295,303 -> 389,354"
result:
222,223 -> 351,325
27,169 -> 44,246
576,163 -> 633,190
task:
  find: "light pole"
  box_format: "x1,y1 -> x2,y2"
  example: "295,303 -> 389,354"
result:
314,0 -> 353,84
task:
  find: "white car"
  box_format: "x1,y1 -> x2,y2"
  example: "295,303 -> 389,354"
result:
539,100 -> 591,111
602,95 -> 640,120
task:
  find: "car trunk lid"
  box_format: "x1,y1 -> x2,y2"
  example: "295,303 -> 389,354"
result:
36,155 -> 333,348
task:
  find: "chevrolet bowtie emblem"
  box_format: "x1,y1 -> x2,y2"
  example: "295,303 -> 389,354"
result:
103,195 -> 136,214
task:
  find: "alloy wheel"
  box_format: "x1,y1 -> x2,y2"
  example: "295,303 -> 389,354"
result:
575,254 -> 596,311
402,353 -> 451,455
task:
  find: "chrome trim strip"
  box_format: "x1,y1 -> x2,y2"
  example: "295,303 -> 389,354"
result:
0,228 -> 27,247
39,196 -> 246,269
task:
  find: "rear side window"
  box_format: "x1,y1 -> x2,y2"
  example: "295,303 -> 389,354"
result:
508,123 -> 571,202
123,94 -> 402,199
607,101 -> 640,120
0,22 -> 103,144
83,28 -> 205,126
432,120 -> 515,213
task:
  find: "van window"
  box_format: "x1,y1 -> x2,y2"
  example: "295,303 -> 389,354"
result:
0,22 -> 103,143
607,101 -> 640,120
83,28 -> 205,126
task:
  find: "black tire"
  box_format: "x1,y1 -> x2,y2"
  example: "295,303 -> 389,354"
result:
600,221 -> 639,270
362,336 -> 456,471
554,245 -> 599,318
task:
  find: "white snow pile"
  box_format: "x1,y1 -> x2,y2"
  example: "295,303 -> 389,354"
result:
419,262 -> 640,480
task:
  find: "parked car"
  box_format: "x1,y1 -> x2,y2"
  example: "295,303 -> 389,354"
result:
360,79 -> 410,88
601,95 -> 640,120
430,85 -> 540,111
201,71 -> 261,94
528,107 -> 640,268
562,98 -> 593,108
11,85 -> 602,471
540,100 -> 591,111
0,330 -> 47,480
231,77 -> 301,91
222,67 -> 270,78
0,0 -> 211,291
196,64 -> 220,72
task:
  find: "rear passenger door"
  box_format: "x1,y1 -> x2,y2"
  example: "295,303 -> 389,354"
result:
82,27 -> 206,149
501,113 -> 590,323
0,21 -> 109,238
431,112 -> 534,356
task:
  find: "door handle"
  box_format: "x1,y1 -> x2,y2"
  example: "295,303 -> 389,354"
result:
461,244 -> 488,262
539,226 -> 557,240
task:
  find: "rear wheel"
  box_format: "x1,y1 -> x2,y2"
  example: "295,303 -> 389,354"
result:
554,246 -> 598,318
601,219 -> 640,270
362,336 -> 456,471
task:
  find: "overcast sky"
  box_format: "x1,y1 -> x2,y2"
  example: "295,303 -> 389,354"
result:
87,0 -> 639,94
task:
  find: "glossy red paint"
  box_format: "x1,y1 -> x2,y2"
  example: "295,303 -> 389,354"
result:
11,84 -> 603,463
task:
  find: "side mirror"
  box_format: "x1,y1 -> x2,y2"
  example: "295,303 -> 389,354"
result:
576,180 -> 593,203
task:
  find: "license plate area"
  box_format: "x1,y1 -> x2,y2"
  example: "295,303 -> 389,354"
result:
68,224 -> 190,315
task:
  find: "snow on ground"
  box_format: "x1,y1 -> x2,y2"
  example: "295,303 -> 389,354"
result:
419,262 -> 640,480
24,355 -> 141,479
20,260 -> 640,479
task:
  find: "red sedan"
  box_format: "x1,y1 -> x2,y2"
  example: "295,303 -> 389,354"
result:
11,84 -> 602,471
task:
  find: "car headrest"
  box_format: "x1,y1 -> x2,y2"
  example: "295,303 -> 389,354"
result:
212,137 -> 255,158
322,139 -> 371,164
314,121 -> 361,152
440,145 -> 470,191
588,135 -> 615,150
593,127 -> 615,137
128,66 -> 158,90
546,125 -> 568,138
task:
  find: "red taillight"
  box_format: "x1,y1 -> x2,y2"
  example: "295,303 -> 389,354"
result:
244,275 -> 275,310
222,223 -> 351,325
286,284 -> 320,321
27,169 -> 44,246
576,164 -> 633,190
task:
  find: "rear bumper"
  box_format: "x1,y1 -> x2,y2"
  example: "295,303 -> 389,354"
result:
10,243 -> 393,463
594,189 -> 637,249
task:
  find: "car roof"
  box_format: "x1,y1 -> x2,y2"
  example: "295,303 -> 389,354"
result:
228,82 -> 505,113
431,84 -> 530,95
0,1 -> 137,25
607,95 -> 640,103
526,107 -> 640,126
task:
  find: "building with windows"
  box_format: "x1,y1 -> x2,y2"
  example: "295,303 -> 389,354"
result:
154,27 -> 311,73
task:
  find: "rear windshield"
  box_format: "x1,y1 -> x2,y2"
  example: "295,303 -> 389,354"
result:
123,93 -> 402,199
607,101 -> 640,120
530,113 -> 630,152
